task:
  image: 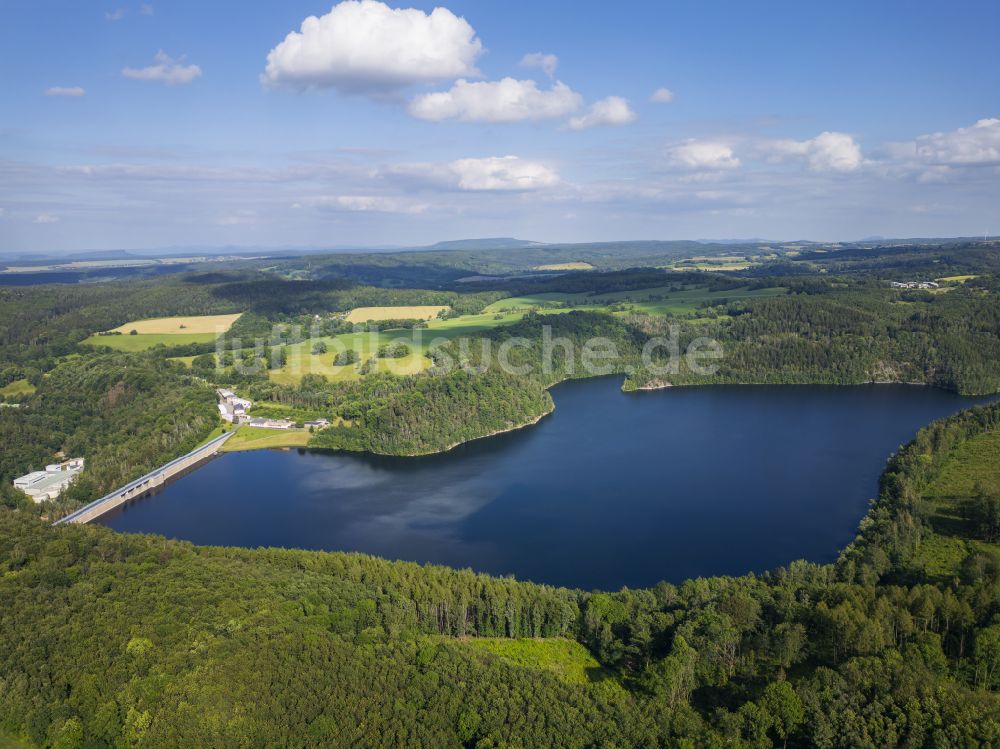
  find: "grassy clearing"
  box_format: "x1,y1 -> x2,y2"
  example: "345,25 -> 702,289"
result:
925,431 -> 1000,500
913,430 -> 1000,579
534,262 -> 594,271
220,427 -> 313,452
83,332 -> 218,352
108,313 -> 242,335
458,638 -> 619,688
269,330 -> 428,385
169,355 -> 197,367
0,379 -> 35,397
345,305 -> 450,323
912,535 -> 977,581
937,275 -> 978,284
269,311 -> 525,385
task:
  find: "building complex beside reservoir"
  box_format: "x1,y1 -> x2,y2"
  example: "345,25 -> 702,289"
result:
247,417 -> 295,430
217,388 -> 252,423
889,280 -> 940,289
13,458 -> 85,503
217,387 -> 328,430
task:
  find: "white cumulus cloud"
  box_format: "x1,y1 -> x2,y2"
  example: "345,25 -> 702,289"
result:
519,52 -> 558,79
449,156 -> 559,190
762,132 -> 863,172
45,86 -> 85,97
262,0 -> 482,94
34,213 -> 60,224
668,140 -> 740,170
649,87 -> 674,103
567,96 -> 637,130
122,51 -> 202,85
911,118 -> 1000,165
409,78 -> 582,123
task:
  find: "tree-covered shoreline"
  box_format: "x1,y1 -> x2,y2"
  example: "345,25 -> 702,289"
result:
5,245 -> 1000,511
3,402 -> 1000,746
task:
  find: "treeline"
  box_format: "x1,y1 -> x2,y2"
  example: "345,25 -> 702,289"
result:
209,277 -> 501,318
787,241 -> 1000,278
466,268 -> 755,297
626,284 -> 1000,395
282,239 -> 767,287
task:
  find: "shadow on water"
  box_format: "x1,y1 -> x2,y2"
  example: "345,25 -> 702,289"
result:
99,379 -> 996,590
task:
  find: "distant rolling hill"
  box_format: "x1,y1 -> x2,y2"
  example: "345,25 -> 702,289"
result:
424,237 -> 544,251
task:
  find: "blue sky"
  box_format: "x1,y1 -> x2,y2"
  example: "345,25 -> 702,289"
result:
2,0 -> 999,252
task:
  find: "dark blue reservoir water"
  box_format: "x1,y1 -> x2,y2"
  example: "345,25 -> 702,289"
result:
98,380 -> 994,590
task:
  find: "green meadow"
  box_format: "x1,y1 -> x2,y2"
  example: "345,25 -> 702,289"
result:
82,331 -> 219,352
270,311 -> 527,385
457,637 -> 620,689
912,429 -> 1000,580
220,426 -> 313,452
0,379 -> 35,398
924,430 -> 1000,500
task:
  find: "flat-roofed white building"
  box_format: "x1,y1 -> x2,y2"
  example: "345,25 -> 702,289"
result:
13,458 -> 85,503
248,417 -> 294,430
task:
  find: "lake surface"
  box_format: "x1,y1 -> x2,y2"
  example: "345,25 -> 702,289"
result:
99,380 -> 995,590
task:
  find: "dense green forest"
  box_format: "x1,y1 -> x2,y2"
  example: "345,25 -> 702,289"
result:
0,354 -> 217,514
627,281 -> 1000,395
2,403 -> 1000,746
2,240 -> 1000,745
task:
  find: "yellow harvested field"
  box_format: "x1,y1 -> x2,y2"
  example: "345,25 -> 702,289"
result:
345,306 -> 449,323
109,313 -> 242,335
534,262 -> 594,271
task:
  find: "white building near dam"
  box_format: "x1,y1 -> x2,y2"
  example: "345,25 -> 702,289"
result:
13,458 -> 85,503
